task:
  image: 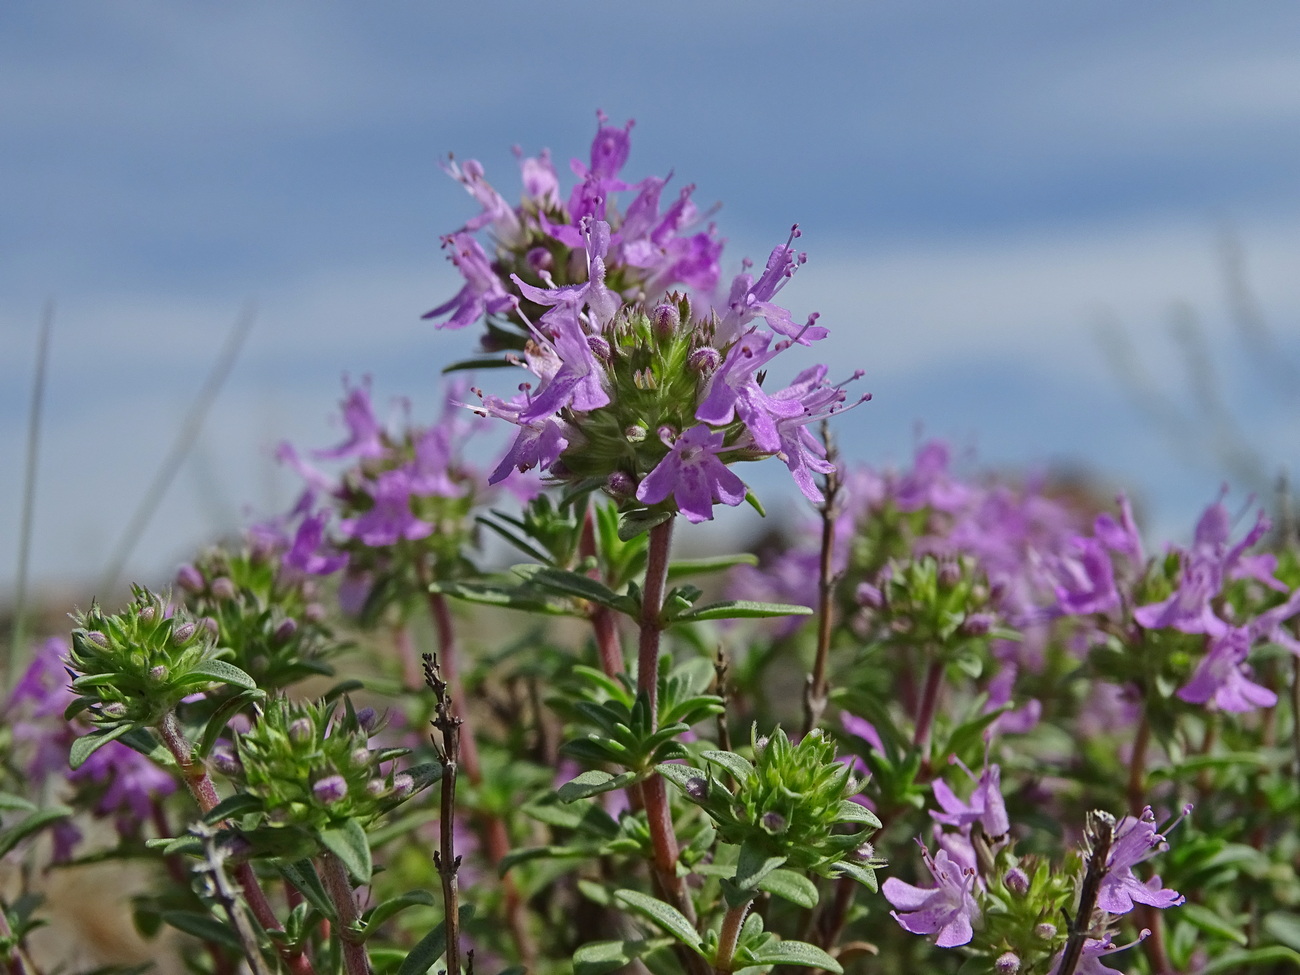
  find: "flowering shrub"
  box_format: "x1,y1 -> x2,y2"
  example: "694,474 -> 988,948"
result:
3,115 -> 1299,975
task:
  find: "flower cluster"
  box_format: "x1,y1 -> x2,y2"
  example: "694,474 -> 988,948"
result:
431,115 -> 867,523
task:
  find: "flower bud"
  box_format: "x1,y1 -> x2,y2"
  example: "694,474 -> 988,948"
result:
288,718 -> 313,743
526,247 -> 553,273
624,425 -> 647,443
313,775 -> 348,805
587,334 -> 611,361
854,841 -> 875,862
85,630 -> 110,650
272,617 -> 298,646
1035,923 -> 1057,940
995,952 -> 1020,974
960,612 -> 994,637
855,583 -> 883,609
366,778 -> 388,798
304,603 -> 327,624
651,302 -> 680,339
200,617 -> 220,638
761,811 -> 788,833
604,471 -> 636,500
1004,866 -> 1029,895
138,604 -> 156,624
148,665 -> 167,682
356,707 -> 378,733
176,564 -> 205,593
210,745 -> 242,777
391,773 -> 414,797
687,346 -> 720,374
211,577 -> 237,602
685,777 -> 709,801
101,702 -> 128,719
938,560 -> 962,589
350,747 -> 372,768
172,621 -> 197,645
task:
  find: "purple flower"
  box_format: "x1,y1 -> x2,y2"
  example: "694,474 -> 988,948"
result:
423,232 -> 516,330
69,740 -> 177,821
1050,932 -> 1151,975
283,510 -> 349,577
338,469 -> 434,547
1177,626 -> 1277,712
696,331 -> 803,451
930,756 -> 1010,839
1050,536 -> 1120,616
635,425 -> 747,523
313,378 -> 387,461
1096,807 -> 1184,915
716,227 -> 826,346
473,390 -> 571,484
313,774 -> 349,805
882,845 -> 981,947
443,156 -> 522,242
765,365 -> 868,503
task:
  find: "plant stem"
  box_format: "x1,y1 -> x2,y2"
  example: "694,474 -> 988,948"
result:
320,851 -> 372,975
637,518 -> 675,717
712,901 -> 750,974
1126,710 -> 1151,815
579,509 -> 624,678
425,654 -> 464,975
156,710 -> 313,975
802,437 -> 840,738
912,658 -> 944,759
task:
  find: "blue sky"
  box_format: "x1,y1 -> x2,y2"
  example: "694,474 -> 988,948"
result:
3,1 -> 1299,593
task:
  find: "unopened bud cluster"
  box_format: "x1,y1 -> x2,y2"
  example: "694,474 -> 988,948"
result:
856,555 -> 1000,650
232,698 -> 414,830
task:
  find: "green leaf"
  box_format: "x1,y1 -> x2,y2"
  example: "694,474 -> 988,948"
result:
735,840 -> 786,890
758,869 -> 819,909
0,806 -> 73,858
1179,903 -> 1248,946
701,750 -> 755,781
513,565 -> 626,610
557,769 -> 640,802
1264,913 -> 1300,952
321,679 -> 367,703
198,690 -> 264,759
666,553 -> 759,579
654,763 -> 709,795
69,723 -> 134,770
0,793 -> 38,812
613,890 -> 702,951
183,659 -> 258,691
363,890 -> 437,940
829,859 -> 877,891
748,938 -> 842,971
320,819 -> 372,885
573,938 -> 674,975
158,911 -> 245,951
618,509 -> 672,542
1200,946 -> 1300,975
203,792 -> 265,824
429,580 -> 579,617
834,799 -> 882,829
675,600 -> 813,623
280,860 -> 335,919
396,906 -> 474,975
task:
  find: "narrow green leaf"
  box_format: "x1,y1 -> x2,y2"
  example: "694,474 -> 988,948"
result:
558,769 -> 640,802
666,553 -> 759,579
1263,913 -> 1300,952
655,763 -> 709,796
321,679 -> 367,703
1200,946 -> 1300,975
0,793 -> 38,812
397,906 -> 474,975
701,750 -> 755,781
1179,903 -> 1248,946
676,600 -> 813,622
280,860 -> 335,919
748,939 -> 842,971
735,840 -> 786,890
618,509 -> 672,542
198,689 -> 264,758
573,938 -> 674,975
758,869 -> 819,909
0,807 -> 73,858
428,581 -> 579,616
320,819 -> 372,885
829,859 -> 878,892
158,911 -> 246,950
183,659 -> 258,691
203,792 -> 265,824
613,890 -> 702,950
513,565 -> 625,610
362,890 -> 437,940
69,723 -> 133,770
834,799 -> 882,829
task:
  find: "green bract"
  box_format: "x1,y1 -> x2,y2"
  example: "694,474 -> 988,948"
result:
232,698 -> 416,831
66,585 -> 257,730
659,726 -> 881,886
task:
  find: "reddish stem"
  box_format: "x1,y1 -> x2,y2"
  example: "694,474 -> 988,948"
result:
320,851 -> 372,975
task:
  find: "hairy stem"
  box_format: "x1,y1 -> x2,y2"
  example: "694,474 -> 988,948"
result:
712,901 -> 751,974
320,851 -> 372,975
912,658 -> 944,759
425,654 -> 464,975
637,518 -> 675,716
579,509 -> 624,678
1126,711 -> 1151,815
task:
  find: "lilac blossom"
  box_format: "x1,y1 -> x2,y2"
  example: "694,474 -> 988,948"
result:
313,378 -> 388,461
635,425 -> 747,523
338,469 -> 434,547
695,331 -> 803,452
930,756 -> 1010,839
283,510 -> 349,577
715,228 -> 827,345
1176,626 -> 1277,712
68,741 -> 177,822
1096,807 -> 1185,915
1050,933 -> 1151,975
423,232 -> 516,331
882,845 -> 981,947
